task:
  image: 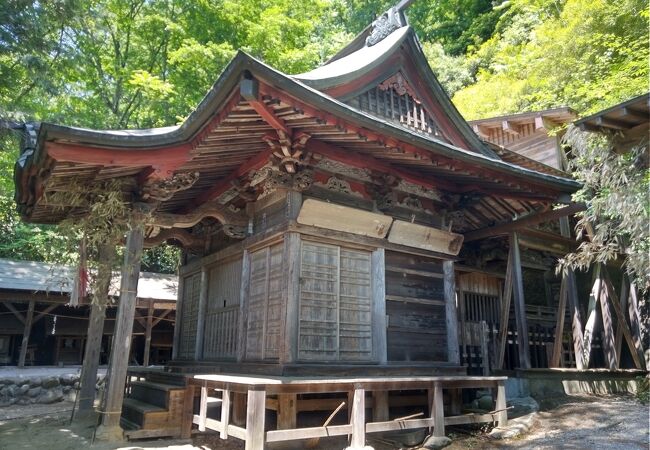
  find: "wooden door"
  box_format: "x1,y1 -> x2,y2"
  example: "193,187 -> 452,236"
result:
177,272 -> 201,359
298,241 -> 373,362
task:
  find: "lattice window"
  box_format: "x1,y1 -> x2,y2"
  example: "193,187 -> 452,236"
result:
178,272 -> 201,359
298,242 -> 373,362
346,73 -> 449,141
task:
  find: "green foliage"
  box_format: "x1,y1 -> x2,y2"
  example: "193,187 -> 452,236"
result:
452,0 -> 649,119
141,244 -> 180,274
635,376 -> 650,405
559,126 -> 650,291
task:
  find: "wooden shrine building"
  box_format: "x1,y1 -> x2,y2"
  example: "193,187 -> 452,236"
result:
14,3 -> 645,447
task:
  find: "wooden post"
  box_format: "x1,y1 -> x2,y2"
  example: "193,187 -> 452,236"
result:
349,387 -> 366,449
509,232 -> 530,369
221,389 -> 231,439
372,391 -> 389,422
496,247 -> 514,369
237,250 -> 251,362
96,227 -> 144,439
198,385 -> 208,432
431,383 -> 444,438
195,266 -> 209,360
372,248 -> 387,364
171,274 -> 185,361
626,279 -> 646,370
17,300 -> 35,367
245,389 -> 266,450
614,278 -> 628,364
181,384 -> 196,439
277,393 -> 297,430
559,216 -> 585,369
583,264 -> 603,368
282,232 -> 301,364
550,276 -> 568,367
443,261 -> 460,365
77,246 -> 114,416
232,392 -> 247,426
598,274 -> 618,369
143,300 -> 154,366
495,380 -> 507,427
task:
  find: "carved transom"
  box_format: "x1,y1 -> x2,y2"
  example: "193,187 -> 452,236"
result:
378,72 -> 417,99
140,171 -> 199,201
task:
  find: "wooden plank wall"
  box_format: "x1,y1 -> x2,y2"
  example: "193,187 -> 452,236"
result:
204,256 -> 243,360
485,125 -> 561,169
297,241 -> 373,361
385,251 -> 447,362
177,272 -> 201,359
245,244 -> 285,361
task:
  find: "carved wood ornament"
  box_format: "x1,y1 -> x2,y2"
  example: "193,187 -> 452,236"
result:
262,130 -> 312,173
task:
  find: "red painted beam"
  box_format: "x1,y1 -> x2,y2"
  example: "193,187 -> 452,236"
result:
241,78 -> 290,135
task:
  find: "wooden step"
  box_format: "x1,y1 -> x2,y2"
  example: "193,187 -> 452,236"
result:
121,398 -> 166,427
130,381 -> 184,408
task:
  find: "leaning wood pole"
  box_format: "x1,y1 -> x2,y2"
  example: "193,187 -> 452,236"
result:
96,227 -> 144,440
76,245 -> 115,417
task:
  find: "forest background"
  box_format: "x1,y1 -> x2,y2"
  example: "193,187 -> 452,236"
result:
0,0 -> 647,273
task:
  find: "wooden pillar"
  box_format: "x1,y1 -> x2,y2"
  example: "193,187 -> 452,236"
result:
550,277 -> 568,368
171,275 -> 185,361
509,232 -> 530,369
431,383 -> 444,437
195,267 -> 209,360
237,250 -> 251,362
372,391 -> 389,422
598,274 -> 618,369
282,232 -> 301,364
496,247 -> 514,369
180,384 -> 196,439
495,380 -> 507,427
559,216 -> 585,368
627,279 -> 647,370
17,300 -> 35,368
443,261 -> 460,365
232,392 -> 247,426
220,389 -> 231,439
245,390 -> 266,450
349,387 -> 366,449
372,248 -> 387,364
143,300 -> 154,366
97,227 -> 144,438
277,393 -> 297,430
77,246 -> 114,416
583,264 -> 603,368
198,385 -> 208,432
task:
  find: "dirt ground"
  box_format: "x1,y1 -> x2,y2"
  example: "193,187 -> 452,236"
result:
0,395 -> 647,450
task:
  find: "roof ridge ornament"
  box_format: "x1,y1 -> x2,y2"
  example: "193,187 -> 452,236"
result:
365,7 -> 404,47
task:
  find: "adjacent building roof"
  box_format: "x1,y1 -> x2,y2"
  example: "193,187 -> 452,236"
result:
0,258 -> 178,302
574,93 -> 649,132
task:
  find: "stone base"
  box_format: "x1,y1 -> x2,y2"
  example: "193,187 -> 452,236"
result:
94,424 -> 125,442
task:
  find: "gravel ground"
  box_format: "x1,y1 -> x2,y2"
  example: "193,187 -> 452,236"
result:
0,394 -> 646,450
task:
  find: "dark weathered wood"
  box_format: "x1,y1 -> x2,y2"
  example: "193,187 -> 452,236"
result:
245,389 -> 266,450
598,275 -> 618,369
443,261 -> 460,365
550,277 -> 567,368
172,275 -> 185,361
602,268 -> 643,369
559,217 -> 585,369
5,302 -> 25,324
33,304 -> 58,323
277,394 -> 297,430
614,278 -> 628,364
195,267 -> 209,360
17,300 -> 35,367
495,380 -> 507,427
372,248 -> 387,364
143,300 -> 154,366
496,247 -> 514,369
77,246 -> 114,416
464,203 -> 585,242
237,250 -> 251,362
509,233 -> 530,369
626,278 -> 646,370
372,391 -> 389,422
99,227 -> 144,432
583,265 -> 602,368
232,392 -> 247,426
181,385 -> 196,439
282,232 -> 300,364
